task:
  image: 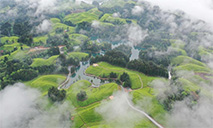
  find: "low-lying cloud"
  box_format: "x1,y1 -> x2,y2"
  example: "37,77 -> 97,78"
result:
128,24 -> 148,45
167,97 -> 213,128
145,0 -> 213,28
0,83 -> 72,128
95,91 -> 143,127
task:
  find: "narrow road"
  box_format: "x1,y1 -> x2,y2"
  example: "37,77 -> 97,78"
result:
58,66 -> 72,89
120,86 -> 164,128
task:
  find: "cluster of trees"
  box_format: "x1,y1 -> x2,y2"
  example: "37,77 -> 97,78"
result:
77,91 -> 87,101
48,86 -> 66,102
1,19 -> 34,46
11,69 -> 38,81
81,40 -> 100,54
113,44 -> 132,58
90,50 -> 129,67
158,82 -> 189,111
58,54 -> 80,67
120,72 -> 131,88
33,65 -> 56,74
47,47 -> 60,56
90,49 -> 168,78
46,35 -> 67,47
81,40 -> 112,54
0,59 -> 38,89
127,60 -> 168,78
109,72 -> 118,79
1,46 -> 18,56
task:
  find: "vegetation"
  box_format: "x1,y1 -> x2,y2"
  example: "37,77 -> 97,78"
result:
120,72 -> 131,88
77,90 -> 87,101
25,75 -> 66,93
31,55 -> 59,67
1,1 -> 212,127
48,86 -> 66,102
86,62 -> 157,89
68,52 -> 89,61
66,80 -> 118,107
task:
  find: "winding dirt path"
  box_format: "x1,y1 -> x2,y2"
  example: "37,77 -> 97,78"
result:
120,86 -> 164,128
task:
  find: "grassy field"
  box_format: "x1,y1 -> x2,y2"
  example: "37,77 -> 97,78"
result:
0,43 -> 29,52
131,87 -> 166,125
174,64 -> 212,74
101,0 -> 135,8
31,55 -> 59,67
69,34 -> 89,45
50,18 -> 61,24
172,55 -> 212,73
76,102 -> 103,126
25,75 -> 66,94
68,52 -> 89,60
64,8 -> 102,24
33,36 -> 48,44
85,62 -> 157,89
172,55 -> 207,67
0,36 -> 19,44
66,80 -> 118,107
100,13 -> 134,25
52,22 -> 75,34
0,48 -> 29,61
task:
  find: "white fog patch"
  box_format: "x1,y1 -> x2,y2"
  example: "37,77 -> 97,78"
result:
75,0 -> 94,4
36,19 -> 52,33
166,97 -> 213,128
151,69 -> 213,128
14,0 -> 58,16
96,91 -> 143,127
128,24 -> 148,44
91,20 -> 101,28
132,6 -> 144,15
150,79 -> 171,103
0,83 -> 40,128
0,83 -> 72,128
112,12 -> 121,18
35,0 -> 57,15
146,0 -> 213,28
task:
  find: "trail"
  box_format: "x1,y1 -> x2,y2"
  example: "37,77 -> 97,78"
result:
58,66 -> 72,89
120,86 -> 164,128
92,64 -> 164,127
58,63 -> 164,128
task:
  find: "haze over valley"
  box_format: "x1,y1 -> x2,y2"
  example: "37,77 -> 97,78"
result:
0,0 -> 213,128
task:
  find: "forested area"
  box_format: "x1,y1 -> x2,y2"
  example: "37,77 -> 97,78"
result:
90,49 -> 168,77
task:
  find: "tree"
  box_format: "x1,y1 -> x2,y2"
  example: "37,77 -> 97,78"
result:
76,21 -> 91,33
11,69 -> 38,81
4,56 -> 8,62
1,22 -> 12,36
92,1 -> 99,7
123,79 -> 131,88
77,91 -> 87,101
18,34 -> 33,46
48,86 -> 66,102
120,72 -> 129,82
47,47 -> 60,56
109,72 -> 117,78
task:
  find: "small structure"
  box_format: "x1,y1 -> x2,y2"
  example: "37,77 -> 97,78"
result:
109,96 -> 114,100
93,63 -> 99,67
71,116 -> 75,121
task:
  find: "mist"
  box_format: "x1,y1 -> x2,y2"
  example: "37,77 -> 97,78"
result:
0,83 -> 72,128
145,0 -> 213,28
150,69 -> 213,128
96,91 -> 143,127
